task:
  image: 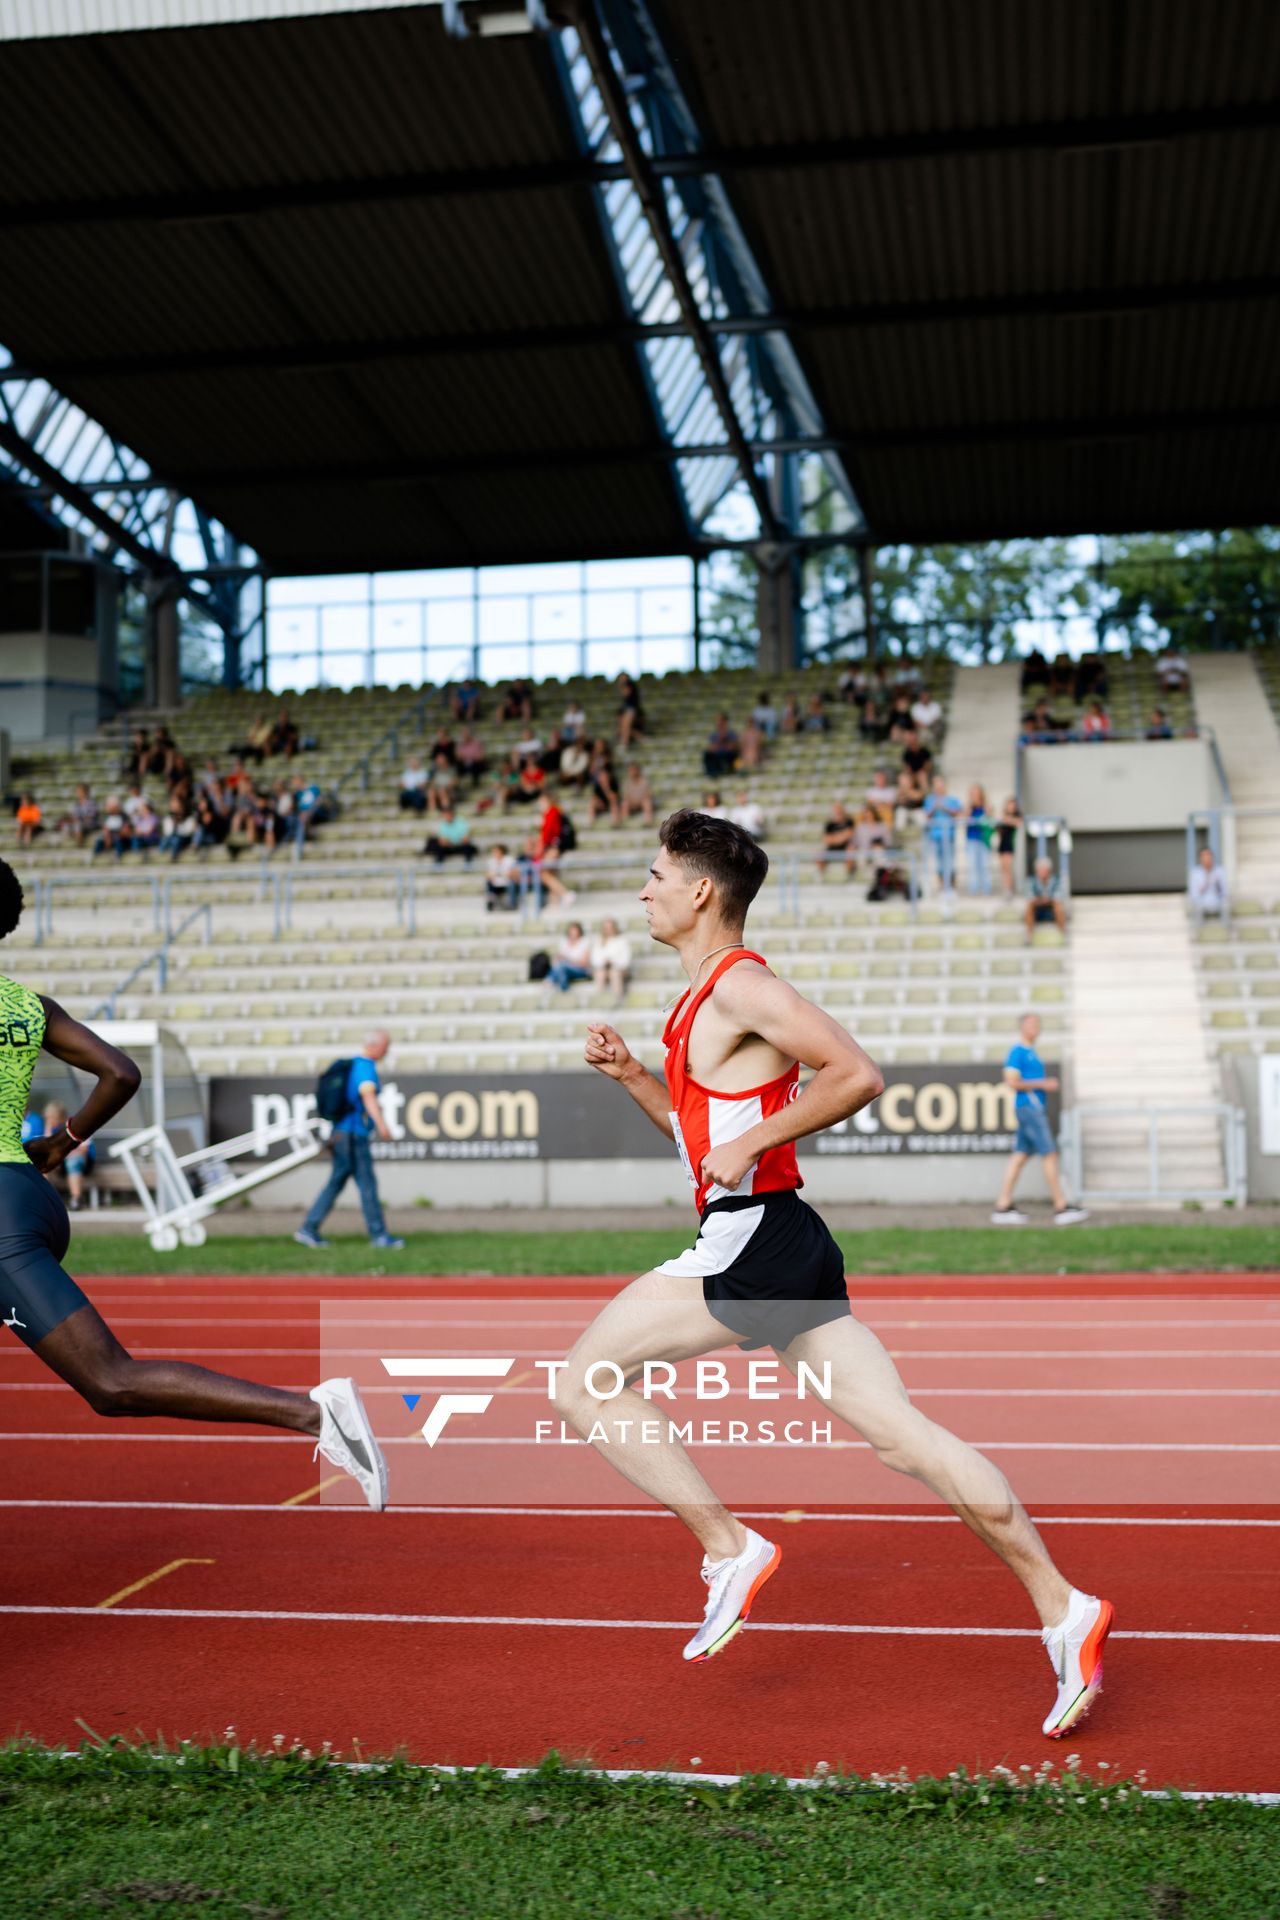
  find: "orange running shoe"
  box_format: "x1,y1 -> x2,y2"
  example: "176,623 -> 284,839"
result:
1041,1590 -> 1114,1737
682,1528 -> 781,1663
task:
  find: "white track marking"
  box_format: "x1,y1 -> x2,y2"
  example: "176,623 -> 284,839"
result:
1,1499 -> 1276,1524
76,1315 -> 1280,1330
0,1603 -> 1276,1643
4,1433 -> 1278,1450
2,1381 -> 1275,1399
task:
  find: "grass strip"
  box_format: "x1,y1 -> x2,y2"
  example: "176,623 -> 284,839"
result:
64,1222 -> 1280,1278
1,1743 -> 1276,1920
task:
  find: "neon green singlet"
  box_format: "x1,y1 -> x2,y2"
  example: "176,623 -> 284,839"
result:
0,975 -> 46,1164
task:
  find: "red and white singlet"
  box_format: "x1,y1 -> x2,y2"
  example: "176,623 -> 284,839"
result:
662,948 -> 803,1215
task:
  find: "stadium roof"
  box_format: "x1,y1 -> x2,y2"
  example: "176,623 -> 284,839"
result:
0,0 -> 1277,574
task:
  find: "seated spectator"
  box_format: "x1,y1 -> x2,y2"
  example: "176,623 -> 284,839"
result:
621,762 -> 654,826
900,728 -> 933,785
1020,648 -> 1049,691
820,800 -> 857,877
423,805 -> 478,867
780,694 -> 800,735
1081,698 -> 1111,740
520,830 -> 575,912
591,917 -> 632,1005
1047,651 -> 1074,700
94,795 -> 129,860
130,796 -> 161,854
751,691 -> 779,739
701,788 -> 727,820
965,784 -> 992,895
456,728 -> 488,787
537,728 -> 565,779
513,725 -> 543,765
537,790 -> 568,863
1021,698 -> 1067,744
1025,856 -> 1067,940
1155,647 -> 1191,695
490,751 -> 525,813
895,765 -> 928,820
193,789 -> 229,855
428,725 -> 458,767
56,783 -> 100,847
268,707 -> 299,759
864,768 -> 896,826
586,738 -> 620,825
124,727 -> 150,783
1189,845 -> 1229,920
852,804 -> 891,872
227,783 -> 271,852
158,793 -> 198,862
738,714 -> 766,770
562,698 -> 587,743
559,735 -> 590,790
616,673 -> 646,748
802,693 -> 830,735
399,756 -> 429,813
1073,651 -> 1109,705
230,711 -> 273,765
548,922 -> 593,994
729,788 -> 766,840
37,1100 -> 95,1212
886,692 -> 915,741
995,794 -> 1022,901
859,693 -> 887,743
506,758 -> 546,810
1145,706 -> 1173,741
146,723 -> 177,779
499,678 -> 535,723
14,794 -> 42,848
703,713 -> 739,779
450,677 -> 481,722
291,775 -> 327,843
484,843 -> 521,913
911,688 -> 943,740
923,774 -> 963,894
837,664 -> 865,706
121,783 -> 148,833
426,750 -> 460,814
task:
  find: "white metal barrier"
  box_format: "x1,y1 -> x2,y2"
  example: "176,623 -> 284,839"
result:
110,1114 -> 324,1252
1060,1103 -> 1247,1207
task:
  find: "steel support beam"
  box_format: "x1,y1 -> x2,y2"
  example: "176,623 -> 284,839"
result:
2,105 -> 1272,233
0,415 -> 177,574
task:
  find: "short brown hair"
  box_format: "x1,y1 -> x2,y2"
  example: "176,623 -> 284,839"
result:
658,809 -> 769,925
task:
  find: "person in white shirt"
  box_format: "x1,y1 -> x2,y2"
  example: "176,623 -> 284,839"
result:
548,922 -> 593,993
562,702 -> 587,743
701,788 -> 728,820
729,788 -> 767,840
750,692 -> 778,739
399,756 -> 428,813
591,917 -> 631,1004
513,727 -> 543,763
484,843 -> 520,913
1156,649 -> 1190,695
1189,846 -> 1229,920
911,693 -> 942,737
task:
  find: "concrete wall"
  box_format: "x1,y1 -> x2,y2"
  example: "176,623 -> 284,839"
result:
1222,1051 -> 1280,1202
0,632 -> 102,743
1023,739 -> 1224,893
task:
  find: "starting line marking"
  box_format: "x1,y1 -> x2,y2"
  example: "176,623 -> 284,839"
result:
2,1604 -> 1278,1643
1,1499 -> 1277,1524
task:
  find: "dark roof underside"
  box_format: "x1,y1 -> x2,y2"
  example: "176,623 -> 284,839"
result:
0,0 -> 1277,571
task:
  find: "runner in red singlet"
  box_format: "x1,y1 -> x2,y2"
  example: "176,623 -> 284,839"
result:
566,810 -> 1110,1735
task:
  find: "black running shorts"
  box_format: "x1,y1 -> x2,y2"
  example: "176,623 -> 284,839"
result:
0,1162 -> 90,1348
657,1188 -> 850,1351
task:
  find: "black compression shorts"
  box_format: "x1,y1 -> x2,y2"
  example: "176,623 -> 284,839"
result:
657,1188 -> 850,1351
0,1162 -> 90,1348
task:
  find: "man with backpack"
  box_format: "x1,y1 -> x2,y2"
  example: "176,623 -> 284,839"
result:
293,1033 -> 405,1251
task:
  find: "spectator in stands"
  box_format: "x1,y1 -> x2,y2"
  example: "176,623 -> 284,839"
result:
1021,697 -> 1067,744
616,673 -> 646,748
499,678 -> 535,723
701,789 -> 727,819
537,729 -> 565,779
124,728 -> 150,783
996,795 -> 1022,901
729,788 -> 767,841
94,797 -> 129,861
451,677 -> 481,723
1081,698 -> 1111,740
923,774 -> 962,894
864,768 -> 895,827
965,783 -> 992,895
900,727 -> 933,786
14,794 -> 42,849
738,713 -> 766,770
295,1032 -> 404,1252
1189,845 -> 1229,921
548,922 -> 593,994
751,690 -> 779,740
853,803 -> 891,876
290,775 -> 325,845
423,804 -> 477,867
1020,648 -> 1049,692
1156,646 -> 1191,695
521,829 -> 575,912
130,795 -> 161,855
513,725 -> 543,764
886,691 -> 915,741
1145,706 -> 1174,740
559,734 -> 590,791
803,692 -> 830,735
484,842 -> 521,913
230,712 -> 273,765
820,800 -> 857,878
562,697 -> 587,743
56,784 -> 99,847
159,793 -> 198,862
911,686 -> 943,741
859,690 -> 887,743
512,757 -> 546,809
992,1012 -> 1087,1227
837,664 -> 865,706
780,694 -> 800,735
426,750 -> 460,815
621,762 -> 655,827
121,783 -> 148,835
399,755 -> 429,813
146,724 -> 177,779
591,916 -> 632,1006
1025,856 -> 1067,940
703,713 -> 739,778
37,1100 -> 94,1212
586,738 -> 621,825
455,727 -> 488,788
491,751 -> 526,813
1073,652 -> 1109,706
268,707 -> 299,759
895,763 -> 928,823
193,789 -> 229,856
1047,652 -> 1074,701
428,725 -> 458,767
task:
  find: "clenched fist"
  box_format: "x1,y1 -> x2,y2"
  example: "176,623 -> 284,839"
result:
584,1023 -> 636,1082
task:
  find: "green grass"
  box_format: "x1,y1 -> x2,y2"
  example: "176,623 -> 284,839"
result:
68,1221 -> 1280,1277
1,1745 -> 1275,1920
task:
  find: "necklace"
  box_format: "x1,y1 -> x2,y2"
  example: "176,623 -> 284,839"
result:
663,941 -> 746,1016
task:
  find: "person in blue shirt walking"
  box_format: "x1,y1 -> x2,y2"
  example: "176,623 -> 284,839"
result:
294,1033 -> 405,1251
992,1013 -> 1087,1226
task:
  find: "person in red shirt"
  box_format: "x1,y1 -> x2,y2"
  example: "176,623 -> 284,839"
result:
562,809 -> 1110,1738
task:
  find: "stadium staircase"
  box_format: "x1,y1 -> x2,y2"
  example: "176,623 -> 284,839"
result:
1188,654 -> 1280,896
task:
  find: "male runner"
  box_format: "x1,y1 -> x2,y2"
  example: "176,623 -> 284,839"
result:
0,859 -> 386,1510
573,811 -> 1111,1736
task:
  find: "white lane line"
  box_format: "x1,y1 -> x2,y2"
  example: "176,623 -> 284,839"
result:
0,1604 -> 1276,1643
83,1315 -> 1280,1330
3,1433 -> 1277,1451
2,1382 -> 1276,1399
1,1500 -> 1276,1524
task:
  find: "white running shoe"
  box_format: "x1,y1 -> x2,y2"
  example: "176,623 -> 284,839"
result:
682,1527 -> 781,1664
1041,1589 -> 1113,1738
991,1208 -> 1028,1226
310,1377 -> 388,1512
1054,1207 -> 1089,1227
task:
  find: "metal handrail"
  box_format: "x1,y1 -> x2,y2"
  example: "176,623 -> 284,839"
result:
1186,803 -> 1280,895
88,896 -> 214,1018
1061,1101 -> 1246,1206
332,685 -> 437,796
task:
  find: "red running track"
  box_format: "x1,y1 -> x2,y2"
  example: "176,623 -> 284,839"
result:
1,1272 -> 1278,1791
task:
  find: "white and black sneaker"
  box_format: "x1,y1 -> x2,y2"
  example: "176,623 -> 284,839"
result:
1054,1207 -> 1089,1227
310,1377 -> 388,1512
991,1208 -> 1028,1226
682,1527 -> 781,1664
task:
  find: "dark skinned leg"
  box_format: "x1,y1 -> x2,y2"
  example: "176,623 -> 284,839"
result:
36,1302 -> 321,1432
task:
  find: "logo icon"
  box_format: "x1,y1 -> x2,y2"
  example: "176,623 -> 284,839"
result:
381,1356 -> 515,1445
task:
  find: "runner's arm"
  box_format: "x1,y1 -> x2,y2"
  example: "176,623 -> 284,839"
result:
29,997 -> 142,1172
699,967 -> 882,1189
584,1024 -> 675,1141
